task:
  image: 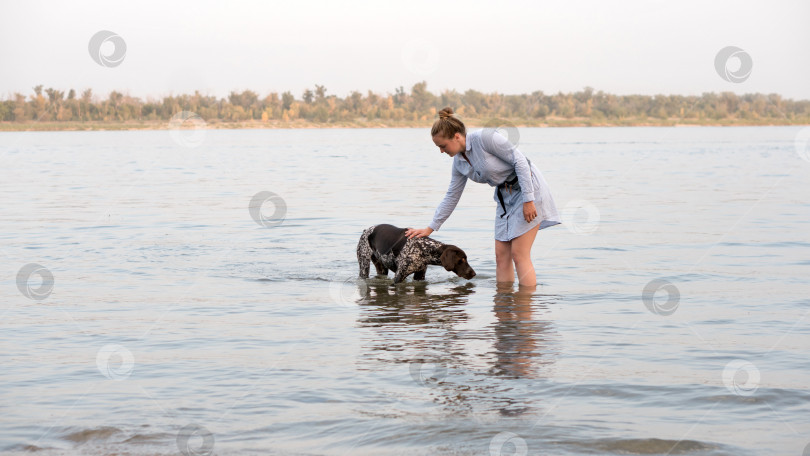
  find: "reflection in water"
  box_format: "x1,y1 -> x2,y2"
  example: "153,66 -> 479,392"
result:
356,280 -> 476,328
492,283 -> 558,380
354,279 -> 560,423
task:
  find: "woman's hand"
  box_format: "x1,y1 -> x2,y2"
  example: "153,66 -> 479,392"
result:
523,201 -> 538,223
405,227 -> 433,239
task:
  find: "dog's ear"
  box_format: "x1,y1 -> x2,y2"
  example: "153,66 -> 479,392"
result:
440,247 -> 459,271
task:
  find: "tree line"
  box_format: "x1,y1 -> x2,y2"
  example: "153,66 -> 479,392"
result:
2,82 -> 809,124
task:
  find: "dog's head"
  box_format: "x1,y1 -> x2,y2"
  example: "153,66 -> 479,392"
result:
440,245 -> 476,280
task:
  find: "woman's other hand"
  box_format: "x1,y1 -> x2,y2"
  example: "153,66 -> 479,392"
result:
523,201 -> 538,223
405,227 -> 433,239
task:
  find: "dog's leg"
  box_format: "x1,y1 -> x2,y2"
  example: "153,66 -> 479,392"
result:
393,270 -> 407,284
371,254 -> 388,276
393,260 -> 416,284
413,268 -> 427,281
357,231 -> 372,279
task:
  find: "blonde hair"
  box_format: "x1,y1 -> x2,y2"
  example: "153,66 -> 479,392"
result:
431,107 -> 466,139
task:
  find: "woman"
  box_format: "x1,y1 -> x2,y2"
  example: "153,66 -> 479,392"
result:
404,107 -> 561,287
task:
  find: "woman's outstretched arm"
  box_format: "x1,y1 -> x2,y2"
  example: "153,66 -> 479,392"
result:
406,163 -> 467,239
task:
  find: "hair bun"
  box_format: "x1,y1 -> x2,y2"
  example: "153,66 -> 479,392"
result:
438,107 -> 454,119
431,106 -> 465,138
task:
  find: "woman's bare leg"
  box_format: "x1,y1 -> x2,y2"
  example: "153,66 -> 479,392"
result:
511,226 -> 539,287
495,239 -> 514,284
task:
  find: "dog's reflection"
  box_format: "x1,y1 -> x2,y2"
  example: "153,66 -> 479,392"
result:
356,279 -> 476,328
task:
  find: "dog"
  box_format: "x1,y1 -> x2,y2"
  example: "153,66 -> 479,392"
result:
357,224 -> 476,284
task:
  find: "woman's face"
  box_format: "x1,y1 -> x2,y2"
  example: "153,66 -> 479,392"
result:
433,132 -> 465,157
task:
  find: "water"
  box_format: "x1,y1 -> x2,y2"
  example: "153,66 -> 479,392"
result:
1,126 -> 809,455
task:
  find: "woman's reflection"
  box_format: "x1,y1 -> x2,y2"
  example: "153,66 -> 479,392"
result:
491,283 -> 558,380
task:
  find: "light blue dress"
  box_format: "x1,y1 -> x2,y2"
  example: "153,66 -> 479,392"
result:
428,129 -> 561,242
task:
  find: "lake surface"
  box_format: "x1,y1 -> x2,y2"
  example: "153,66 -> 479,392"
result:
1,126 -> 809,455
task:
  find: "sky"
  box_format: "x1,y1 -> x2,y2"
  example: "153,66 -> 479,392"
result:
1,0 -> 809,101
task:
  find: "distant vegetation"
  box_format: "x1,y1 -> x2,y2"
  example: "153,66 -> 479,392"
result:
2,82 -> 809,130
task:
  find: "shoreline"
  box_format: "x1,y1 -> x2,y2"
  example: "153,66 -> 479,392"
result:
2,117 -> 809,132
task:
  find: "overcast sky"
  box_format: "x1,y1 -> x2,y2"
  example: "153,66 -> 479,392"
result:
1,0 -> 809,101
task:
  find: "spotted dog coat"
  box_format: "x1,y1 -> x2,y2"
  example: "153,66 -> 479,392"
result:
357,224 -> 476,284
